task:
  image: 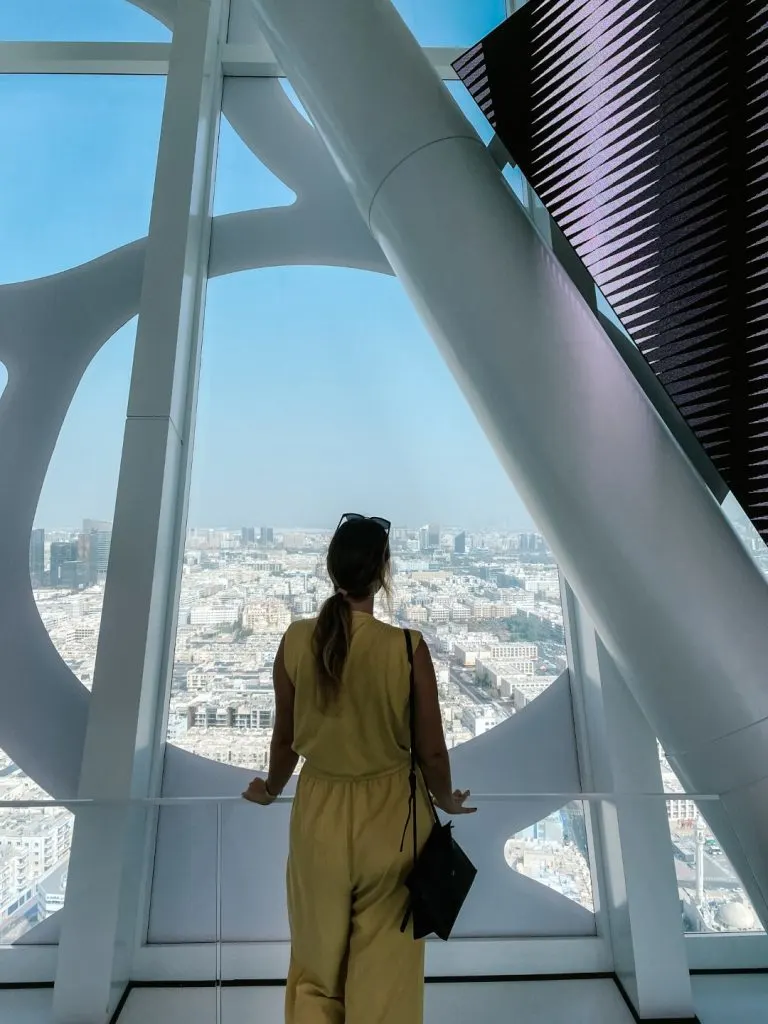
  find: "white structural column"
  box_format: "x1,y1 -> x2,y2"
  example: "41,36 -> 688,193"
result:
249,0 -> 768,929
53,1 -> 225,1020
565,584 -> 695,1018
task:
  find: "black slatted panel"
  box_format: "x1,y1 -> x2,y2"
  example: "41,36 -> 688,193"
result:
454,1 -> 768,542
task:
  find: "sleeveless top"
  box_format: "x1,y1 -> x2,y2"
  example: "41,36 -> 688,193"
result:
283,612 -> 422,779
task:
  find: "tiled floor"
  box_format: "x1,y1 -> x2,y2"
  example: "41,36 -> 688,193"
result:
1,974 -> 766,1023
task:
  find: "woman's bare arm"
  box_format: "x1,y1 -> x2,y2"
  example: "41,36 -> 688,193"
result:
265,636 -> 299,796
413,639 -> 476,815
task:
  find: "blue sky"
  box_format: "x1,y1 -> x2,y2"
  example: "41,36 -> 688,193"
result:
1,0 -> 534,532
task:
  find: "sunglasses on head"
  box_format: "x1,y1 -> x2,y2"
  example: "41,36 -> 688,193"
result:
336,513 -> 391,536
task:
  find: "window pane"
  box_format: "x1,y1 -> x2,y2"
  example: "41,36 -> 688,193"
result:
392,0 -> 506,47
0,75 -> 165,281
0,782 -> 73,943
34,323 -> 137,686
0,74 -> 163,941
673,814 -> 764,935
170,265 -> 568,770
169,77 -> 569,775
446,79 -> 495,144
213,108 -> 295,216
0,0 -> 170,42
509,802 -> 594,914
723,492 -> 768,580
661,750 -> 764,934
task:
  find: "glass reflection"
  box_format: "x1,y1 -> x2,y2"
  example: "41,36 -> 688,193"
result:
392,0 -> 506,48
0,0 -> 170,42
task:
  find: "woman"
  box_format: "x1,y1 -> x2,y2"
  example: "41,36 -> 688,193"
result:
243,513 -> 475,1024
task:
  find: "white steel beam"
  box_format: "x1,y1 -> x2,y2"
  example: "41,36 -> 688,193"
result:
0,41 -> 170,75
565,585 -> 696,1019
0,39 -> 463,80
52,1 -> 226,1020
221,42 -> 463,78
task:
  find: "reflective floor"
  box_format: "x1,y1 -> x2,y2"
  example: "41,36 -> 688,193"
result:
691,972 -> 768,1024
2,974 -> 766,1023
120,980 -> 635,1023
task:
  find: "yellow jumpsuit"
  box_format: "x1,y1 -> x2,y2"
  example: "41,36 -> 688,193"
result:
283,612 -> 433,1024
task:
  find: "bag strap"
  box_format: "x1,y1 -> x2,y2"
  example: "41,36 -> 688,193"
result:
399,630 -> 439,861
400,629 -> 440,935
399,629 -> 418,865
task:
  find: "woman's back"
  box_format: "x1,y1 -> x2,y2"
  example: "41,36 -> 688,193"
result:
285,612 -> 421,778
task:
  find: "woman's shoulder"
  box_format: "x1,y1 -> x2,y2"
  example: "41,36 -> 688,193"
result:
370,618 -> 423,650
285,617 -> 316,639
283,618 -> 317,656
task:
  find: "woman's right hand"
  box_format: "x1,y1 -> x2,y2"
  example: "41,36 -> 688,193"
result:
434,789 -> 477,815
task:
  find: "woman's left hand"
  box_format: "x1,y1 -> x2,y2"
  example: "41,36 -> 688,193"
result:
242,778 -> 277,805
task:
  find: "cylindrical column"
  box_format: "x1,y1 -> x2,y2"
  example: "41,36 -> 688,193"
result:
250,0 -> 768,923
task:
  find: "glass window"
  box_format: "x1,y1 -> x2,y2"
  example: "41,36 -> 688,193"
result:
723,492 -> 768,579
503,163 -> 528,206
169,78 -> 569,774
392,0 -> 506,48
171,265 -> 568,769
446,79 -> 495,144
0,74 -> 163,940
214,110 -> 295,216
33,323 -> 136,687
0,766 -> 73,942
660,748 -> 764,934
508,802 -> 594,914
0,1 -> 170,42
0,75 -> 165,282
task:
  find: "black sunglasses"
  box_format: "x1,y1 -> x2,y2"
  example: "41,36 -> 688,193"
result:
336,513 -> 391,536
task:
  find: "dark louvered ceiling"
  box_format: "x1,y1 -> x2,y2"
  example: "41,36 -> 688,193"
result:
454,0 -> 768,543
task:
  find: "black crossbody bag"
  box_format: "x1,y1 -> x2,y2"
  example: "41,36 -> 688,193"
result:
399,629 -> 477,941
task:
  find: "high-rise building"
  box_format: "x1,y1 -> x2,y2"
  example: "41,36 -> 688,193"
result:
49,541 -> 79,587
60,560 -> 89,590
419,524 -> 441,551
83,521 -> 112,584
260,526 -> 274,545
29,528 -> 45,586
241,527 -> 256,545
454,531 -> 466,555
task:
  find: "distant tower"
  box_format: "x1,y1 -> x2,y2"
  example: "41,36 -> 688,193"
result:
260,526 -> 274,545
428,523 -> 441,549
84,524 -> 112,585
242,527 -> 256,545
454,531 -> 466,555
50,541 -> 79,587
29,528 -> 45,587
695,821 -> 706,907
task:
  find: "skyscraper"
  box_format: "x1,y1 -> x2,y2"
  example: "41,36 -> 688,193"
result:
260,526 -> 274,545
454,531 -> 466,555
83,520 -> 112,584
50,541 -> 79,587
29,528 -> 45,586
428,523 -> 441,549
60,560 -> 89,590
242,526 -> 256,545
